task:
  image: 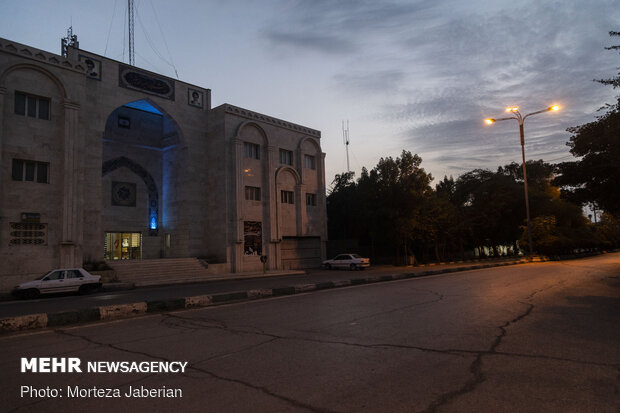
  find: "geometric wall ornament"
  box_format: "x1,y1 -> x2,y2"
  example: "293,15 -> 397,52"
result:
103,157 -> 158,230
111,181 -> 136,206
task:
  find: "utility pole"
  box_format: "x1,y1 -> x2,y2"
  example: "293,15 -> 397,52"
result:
128,0 -> 135,65
342,120 -> 351,173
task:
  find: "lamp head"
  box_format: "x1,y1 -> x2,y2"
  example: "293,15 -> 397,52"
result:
484,118 -> 496,125
548,105 -> 560,111
506,106 -> 519,112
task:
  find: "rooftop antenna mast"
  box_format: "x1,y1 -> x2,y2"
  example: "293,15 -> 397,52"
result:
60,26 -> 79,57
128,0 -> 135,65
342,120 -> 351,173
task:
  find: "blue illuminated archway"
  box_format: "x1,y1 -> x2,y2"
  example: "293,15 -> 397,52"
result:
102,156 -> 159,231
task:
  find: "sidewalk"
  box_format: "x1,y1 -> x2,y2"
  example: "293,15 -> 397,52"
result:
0,252 -> 607,334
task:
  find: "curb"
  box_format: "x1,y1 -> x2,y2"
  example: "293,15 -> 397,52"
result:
0,252 -> 609,334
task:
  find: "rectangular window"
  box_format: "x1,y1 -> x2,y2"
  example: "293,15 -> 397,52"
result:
306,193 -> 317,206
281,190 -> 294,204
104,232 -> 142,260
244,142 -> 260,160
118,116 -> 131,128
14,92 -> 50,120
245,186 -> 261,201
25,161 -> 35,181
279,149 -> 293,165
11,159 -> 49,183
27,96 -> 37,118
304,154 -> 316,170
14,92 -> 25,115
244,221 -> 262,255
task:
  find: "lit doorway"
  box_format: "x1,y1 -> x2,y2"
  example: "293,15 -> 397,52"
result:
104,232 -> 142,260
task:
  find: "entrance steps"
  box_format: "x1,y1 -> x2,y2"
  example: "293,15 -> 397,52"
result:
106,258 -> 216,287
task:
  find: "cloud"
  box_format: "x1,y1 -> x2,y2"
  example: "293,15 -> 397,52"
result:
261,0 -> 438,55
332,70 -> 406,93
258,0 -> 620,180
263,30 -> 357,54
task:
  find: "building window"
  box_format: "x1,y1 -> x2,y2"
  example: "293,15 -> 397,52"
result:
304,155 -> 316,170
244,221 -> 262,255
11,159 -> 49,183
104,232 -> 142,260
118,116 -> 131,128
244,142 -> 260,160
245,186 -> 261,201
306,193 -> 317,206
279,149 -> 293,165
281,190 -> 294,204
9,222 -> 47,246
14,92 -> 50,120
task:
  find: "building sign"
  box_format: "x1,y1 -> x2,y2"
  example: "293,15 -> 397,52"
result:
244,221 -> 262,255
119,64 -> 175,100
20,213 -> 40,223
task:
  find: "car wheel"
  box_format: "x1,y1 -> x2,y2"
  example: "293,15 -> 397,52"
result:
350,263 -> 357,271
24,289 -> 40,299
325,263 -> 331,270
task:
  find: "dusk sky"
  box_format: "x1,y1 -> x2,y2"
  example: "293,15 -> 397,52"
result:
1,0 -> 618,187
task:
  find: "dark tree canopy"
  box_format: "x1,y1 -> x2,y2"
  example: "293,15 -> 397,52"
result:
554,31 -> 620,216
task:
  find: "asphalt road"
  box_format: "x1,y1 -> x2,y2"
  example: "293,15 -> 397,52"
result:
0,258 -> 525,318
1,254 -> 618,412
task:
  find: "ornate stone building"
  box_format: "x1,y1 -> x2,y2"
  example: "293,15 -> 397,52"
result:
0,37 -> 327,290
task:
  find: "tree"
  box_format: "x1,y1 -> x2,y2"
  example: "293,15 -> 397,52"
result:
326,151 -> 433,264
554,31 -> 620,216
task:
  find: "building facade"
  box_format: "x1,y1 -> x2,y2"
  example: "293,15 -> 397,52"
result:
0,37 -> 327,290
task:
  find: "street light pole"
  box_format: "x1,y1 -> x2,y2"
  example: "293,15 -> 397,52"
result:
484,105 -> 559,257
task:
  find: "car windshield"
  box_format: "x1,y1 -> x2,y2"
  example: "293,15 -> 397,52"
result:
351,254 -> 362,258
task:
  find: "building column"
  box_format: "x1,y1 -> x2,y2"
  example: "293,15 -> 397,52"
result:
265,145 -> 278,270
232,138 -> 244,272
60,101 -> 83,268
0,87 -> 6,231
295,183 -> 306,236
319,152 -> 327,260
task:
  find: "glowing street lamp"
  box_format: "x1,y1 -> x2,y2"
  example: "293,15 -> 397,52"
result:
484,104 -> 560,256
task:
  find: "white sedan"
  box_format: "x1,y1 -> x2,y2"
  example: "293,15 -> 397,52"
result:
12,268 -> 102,299
322,254 -> 370,270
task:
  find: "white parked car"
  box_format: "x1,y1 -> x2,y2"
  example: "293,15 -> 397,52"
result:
322,254 -> 370,270
12,268 -> 102,299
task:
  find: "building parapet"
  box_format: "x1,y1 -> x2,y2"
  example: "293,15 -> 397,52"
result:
222,104 -> 321,138
0,38 -> 87,75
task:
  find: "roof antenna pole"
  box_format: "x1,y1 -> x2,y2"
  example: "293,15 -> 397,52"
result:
342,120 -> 351,173
60,26 -> 79,57
128,0 -> 135,65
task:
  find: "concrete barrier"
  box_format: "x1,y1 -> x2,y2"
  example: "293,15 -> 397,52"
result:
100,303 -> 147,320
0,313 -> 47,333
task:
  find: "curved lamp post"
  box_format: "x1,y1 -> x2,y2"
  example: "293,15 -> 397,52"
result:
484,105 -> 560,256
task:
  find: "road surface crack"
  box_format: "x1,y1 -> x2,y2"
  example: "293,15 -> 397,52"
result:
53,329 -> 339,413
421,301 -> 535,413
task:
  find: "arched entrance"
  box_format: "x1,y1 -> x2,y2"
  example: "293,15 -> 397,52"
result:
101,99 -> 181,260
